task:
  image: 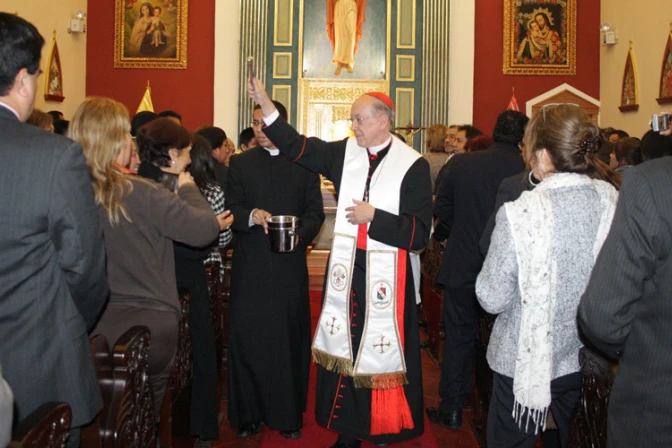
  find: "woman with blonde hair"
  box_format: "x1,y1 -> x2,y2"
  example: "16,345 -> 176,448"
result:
68,97 -> 226,415
476,104 -> 619,447
424,123 -> 449,186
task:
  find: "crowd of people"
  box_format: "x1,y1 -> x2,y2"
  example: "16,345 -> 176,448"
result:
2,11 -> 672,448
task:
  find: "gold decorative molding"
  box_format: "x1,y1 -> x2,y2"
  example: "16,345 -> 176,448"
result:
397,0 -> 416,49
395,88 -> 415,129
272,85 -> 292,119
300,78 -> 388,136
273,0 -> 293,46
273,52 -> 293,78
396,55 -> 415,82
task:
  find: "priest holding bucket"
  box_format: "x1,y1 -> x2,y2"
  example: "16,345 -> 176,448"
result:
248,77 -> 432,448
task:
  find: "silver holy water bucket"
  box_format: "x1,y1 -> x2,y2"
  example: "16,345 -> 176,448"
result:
268,215 -> 299,253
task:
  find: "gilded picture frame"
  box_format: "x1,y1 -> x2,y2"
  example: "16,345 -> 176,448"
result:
503,0 -> 577,76
114,0 -> 188,69
44,34 -> 65,102
656,29 -> 672,105
619,42 -> 639,112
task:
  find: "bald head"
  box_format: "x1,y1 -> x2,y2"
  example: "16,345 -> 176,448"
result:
349,95 -> 395,148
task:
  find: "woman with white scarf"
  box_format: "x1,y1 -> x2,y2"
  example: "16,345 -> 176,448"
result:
476,104 -> 621,447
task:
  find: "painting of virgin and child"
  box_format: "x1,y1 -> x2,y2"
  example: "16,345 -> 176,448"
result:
115,0 -> 187,69
504,0 -> 576,75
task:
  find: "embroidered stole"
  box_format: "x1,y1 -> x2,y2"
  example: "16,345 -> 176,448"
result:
312,136 -> 420,389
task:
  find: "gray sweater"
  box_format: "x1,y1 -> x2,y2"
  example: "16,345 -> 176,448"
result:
101,178 -> 219,314
477,184 -> 607,380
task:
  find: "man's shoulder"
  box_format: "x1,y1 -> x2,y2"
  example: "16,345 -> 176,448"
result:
1,120 -> 77,154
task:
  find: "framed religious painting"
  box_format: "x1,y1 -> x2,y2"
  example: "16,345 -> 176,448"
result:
114,0 -> 188,69
44,31 -> 65,102
503,0 -> 577,76
656,27 -> 672,105
619,42 -> 639,112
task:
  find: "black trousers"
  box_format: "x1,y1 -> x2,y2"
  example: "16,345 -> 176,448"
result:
438,286 -> 479,412
487,372 -> 582,448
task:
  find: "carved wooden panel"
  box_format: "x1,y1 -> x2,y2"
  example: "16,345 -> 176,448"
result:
471,309 -> 496,447
107,325 -> 156,448
81,335 -> 111,448
568,347 -> 615,448
10,402 -> 72,448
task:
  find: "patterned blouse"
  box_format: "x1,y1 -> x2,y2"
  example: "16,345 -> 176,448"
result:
201,183 -> 232,278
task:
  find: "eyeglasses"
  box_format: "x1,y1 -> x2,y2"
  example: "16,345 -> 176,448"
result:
348,116 -> 371,127
250,120 -> 263,128
540,103 -> 580,122
445,134 -> 457,142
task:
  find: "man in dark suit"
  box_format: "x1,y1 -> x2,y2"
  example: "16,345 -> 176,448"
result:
0,13 -> 108,447
579,157 -> 672,447
427,111 -> 528,429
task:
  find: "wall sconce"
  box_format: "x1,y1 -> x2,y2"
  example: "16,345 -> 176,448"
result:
68,11 -> 86,34
600,22 -> 617,45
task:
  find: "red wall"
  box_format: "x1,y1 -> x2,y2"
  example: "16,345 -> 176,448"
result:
472,0 -> 601,134
85,0 -> 215,130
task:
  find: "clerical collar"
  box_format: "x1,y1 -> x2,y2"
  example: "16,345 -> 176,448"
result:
264,147 -> 279,156
368,136 -> 392,155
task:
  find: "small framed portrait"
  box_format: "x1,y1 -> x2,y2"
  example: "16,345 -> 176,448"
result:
503,0 -> 577,76
114,0 -> 188,69
656,28 -> 672,105
619,42 -> 639,112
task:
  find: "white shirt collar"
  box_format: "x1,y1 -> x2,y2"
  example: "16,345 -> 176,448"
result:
0,101 -> 20,120
264,147 -> 279,156
368,136 -> 393,154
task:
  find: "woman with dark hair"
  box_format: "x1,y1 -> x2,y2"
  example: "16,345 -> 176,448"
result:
476,104 -> 619,447
190,134 -> 233,267
134,117 -> 232,429
164,134 -> 233,440
614,137 -> 642,173
69,98 -> 225,416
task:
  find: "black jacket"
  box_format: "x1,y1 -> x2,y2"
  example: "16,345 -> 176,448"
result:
434,142 -> 524,289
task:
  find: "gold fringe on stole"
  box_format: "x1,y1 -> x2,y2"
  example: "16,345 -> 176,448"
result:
312,348 -> 353,375
353,372 -> 409,389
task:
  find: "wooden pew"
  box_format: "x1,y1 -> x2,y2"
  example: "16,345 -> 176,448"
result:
9,402 -> 72,448
82,327 -> 155,448
568,347 -> 616,448
159,288 -> 193,448
105,326 -> 155,447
